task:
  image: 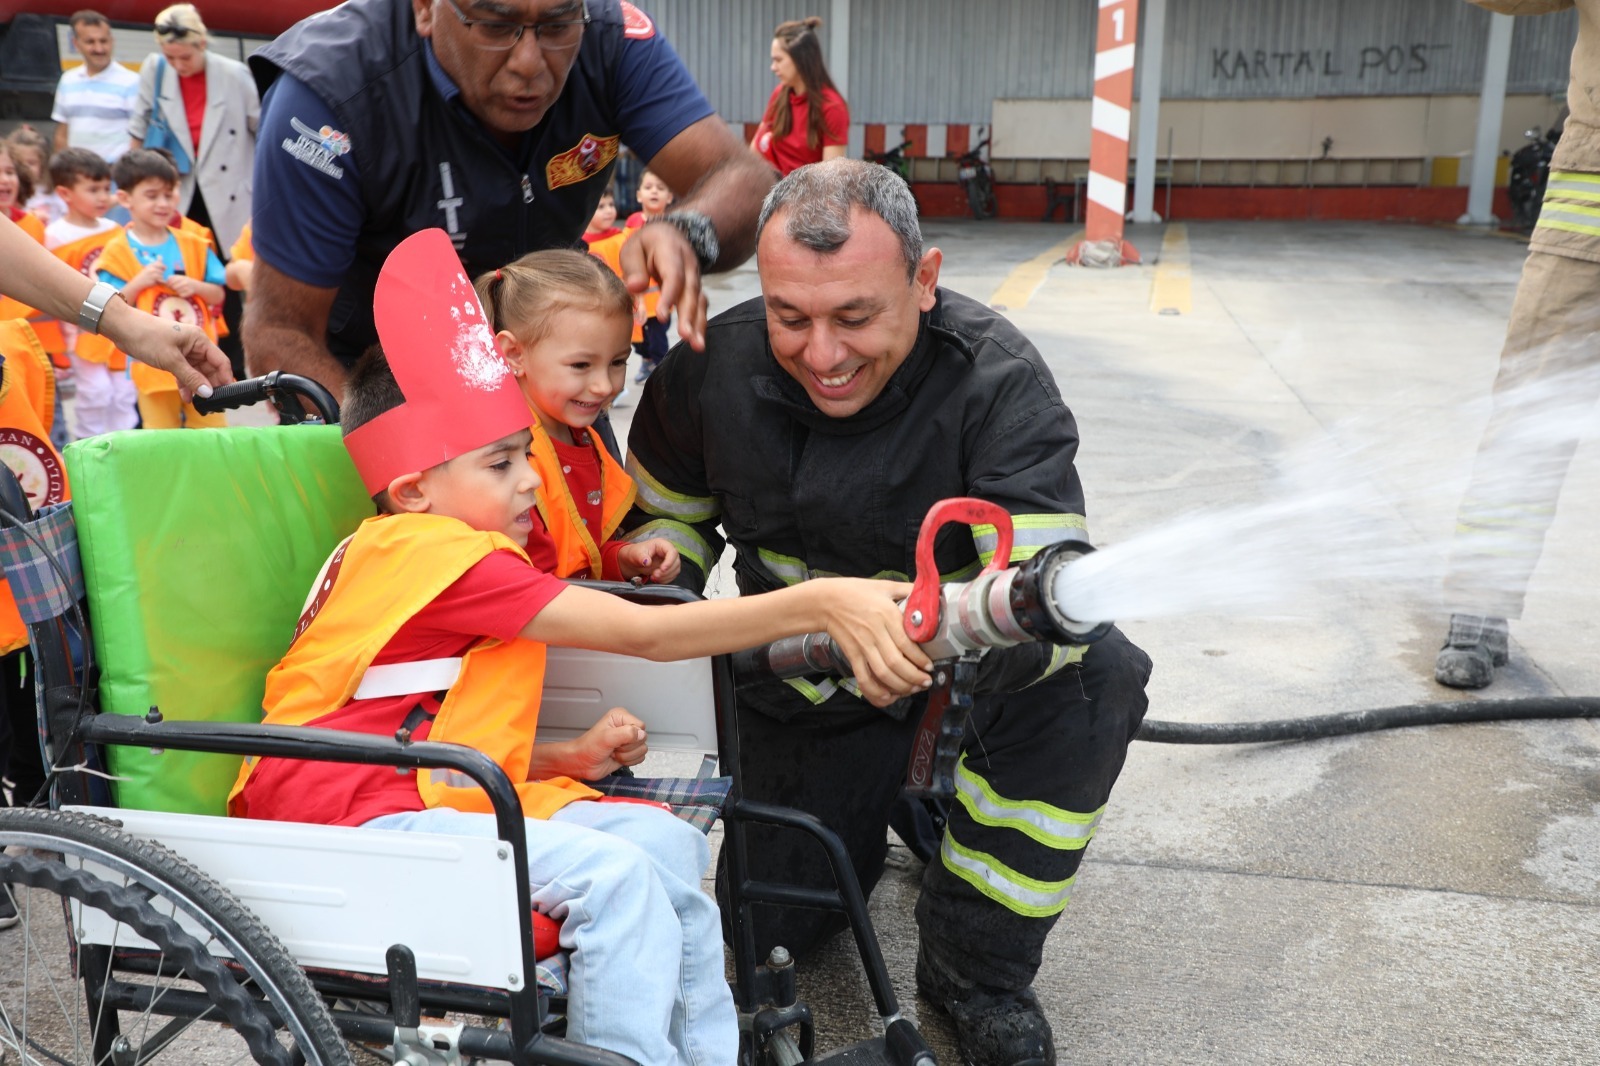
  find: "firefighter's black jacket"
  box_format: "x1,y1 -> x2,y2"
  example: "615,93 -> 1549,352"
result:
623,287 -> 1093,710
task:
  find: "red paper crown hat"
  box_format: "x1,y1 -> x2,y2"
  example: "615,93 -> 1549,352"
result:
343,228 -> 532,495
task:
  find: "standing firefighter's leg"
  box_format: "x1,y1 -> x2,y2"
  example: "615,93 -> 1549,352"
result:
915,626 -> 1150,1066
1439,250 -> 1600,688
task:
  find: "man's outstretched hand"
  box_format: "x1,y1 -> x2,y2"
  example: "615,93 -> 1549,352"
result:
621,222 -> 709,351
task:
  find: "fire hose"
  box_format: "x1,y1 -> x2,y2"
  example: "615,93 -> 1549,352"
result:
731,498 -> 1600,796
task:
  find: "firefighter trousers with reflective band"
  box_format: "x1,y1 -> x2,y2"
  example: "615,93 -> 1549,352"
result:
1443,248 -> 1600,619
716,625 -> 1151,990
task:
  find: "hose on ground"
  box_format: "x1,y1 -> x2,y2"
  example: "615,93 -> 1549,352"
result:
1134,697 -> 1600,744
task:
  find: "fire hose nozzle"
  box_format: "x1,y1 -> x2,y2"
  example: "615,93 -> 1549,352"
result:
1010,539 -> 1113,644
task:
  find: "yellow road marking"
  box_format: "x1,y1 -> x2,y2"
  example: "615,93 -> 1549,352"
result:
988,233 -> 1080,311
1149,223 -> 1192,315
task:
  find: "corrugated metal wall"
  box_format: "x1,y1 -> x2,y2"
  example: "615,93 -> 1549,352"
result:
640,0 -> 1575,126
643,0 -> 796,124
1160,0 -> 1574,100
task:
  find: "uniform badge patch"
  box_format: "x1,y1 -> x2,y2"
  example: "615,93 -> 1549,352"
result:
620,1 -> 655,39
282,116 -> 351,180
0,428 -> 66,509
546,132 -> 620,191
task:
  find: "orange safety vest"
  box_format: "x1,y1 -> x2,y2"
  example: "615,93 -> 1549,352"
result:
54,227 -> 126,370
0,321 -> 71,655
529,420 -> 637,580
0,214 -> 64,366
97,227 -> 219,394
229,221 -> 254,264
176,217 -> 228,339
227,512 -> 598,820
586,228 -> 654,343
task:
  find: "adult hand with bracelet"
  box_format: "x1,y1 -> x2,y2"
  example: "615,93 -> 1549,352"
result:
1,215 -> 233,401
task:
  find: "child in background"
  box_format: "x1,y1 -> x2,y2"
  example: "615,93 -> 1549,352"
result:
621,169 -> 673,384
581,188 -> 621,246
623,169 -> 672,231
0,143 -> 42,239
225,221 -> 255,295
584,190 -> 643,408
476,250 -> 674,582
45,148 -> 128,440
7,127 -> 63,227
230,229 -> 932,1066
97,149 -> 227,430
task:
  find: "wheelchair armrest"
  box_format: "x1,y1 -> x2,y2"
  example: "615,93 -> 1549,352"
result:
76,714 -> 547,1010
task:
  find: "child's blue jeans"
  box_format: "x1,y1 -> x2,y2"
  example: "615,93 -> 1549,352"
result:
363,798 -> 735,1066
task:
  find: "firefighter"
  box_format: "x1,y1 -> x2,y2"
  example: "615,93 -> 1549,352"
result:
1437,0 -> 1600,688
623,158 -> 1152,1066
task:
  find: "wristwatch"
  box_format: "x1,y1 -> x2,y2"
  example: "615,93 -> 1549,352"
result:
77,281 -> 123,336
656,210 -> 721,272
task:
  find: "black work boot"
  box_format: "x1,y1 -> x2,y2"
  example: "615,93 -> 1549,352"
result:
916,939 -> 1055,1066
1434,614 -> 1510,690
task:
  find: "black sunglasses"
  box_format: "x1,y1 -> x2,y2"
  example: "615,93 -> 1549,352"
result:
155,22 -> 194,39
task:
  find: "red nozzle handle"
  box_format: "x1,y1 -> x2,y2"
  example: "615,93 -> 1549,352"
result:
905,498 -> 1014,644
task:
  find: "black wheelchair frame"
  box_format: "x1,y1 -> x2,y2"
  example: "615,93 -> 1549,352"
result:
0,374 -> 934,1066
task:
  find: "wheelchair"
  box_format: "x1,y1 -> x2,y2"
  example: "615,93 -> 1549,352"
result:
0,374 -> 935,1066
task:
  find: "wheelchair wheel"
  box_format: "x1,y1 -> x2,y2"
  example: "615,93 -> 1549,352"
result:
0,808 -> 350,1066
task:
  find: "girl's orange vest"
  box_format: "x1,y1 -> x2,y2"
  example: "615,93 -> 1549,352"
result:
0,320 -> 70,655
529,420 -> 637,579
96,227 -> 219,394
227,513 -> 599,820
55,227 -> 126,370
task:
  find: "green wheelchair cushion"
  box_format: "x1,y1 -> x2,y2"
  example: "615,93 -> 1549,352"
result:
64,425 -> 373,815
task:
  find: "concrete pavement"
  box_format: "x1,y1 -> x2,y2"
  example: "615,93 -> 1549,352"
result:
637,219 -> 1600,1064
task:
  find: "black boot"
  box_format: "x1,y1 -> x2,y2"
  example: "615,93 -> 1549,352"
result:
1435,614 -> 1509,690
916,939 -> 1055,1066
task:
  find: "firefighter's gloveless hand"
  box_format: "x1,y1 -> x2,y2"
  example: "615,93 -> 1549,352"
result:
813,578 -> 934,707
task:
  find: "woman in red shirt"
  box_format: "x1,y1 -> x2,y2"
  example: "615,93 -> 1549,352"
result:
751,17 -> 850,176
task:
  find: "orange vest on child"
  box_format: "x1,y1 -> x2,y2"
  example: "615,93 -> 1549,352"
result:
587,229 -> 655,344
0,214 -> 66,368
529,421 -> 637,579
228,512 -> 599,820
229,221 -> 254,264
96,227 -> 219,395
54,227 -> 126,370
0,321 -> 71,655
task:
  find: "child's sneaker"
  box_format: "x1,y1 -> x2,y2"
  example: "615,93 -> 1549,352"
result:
611,386 -> 632,409
634,364 -> 652,384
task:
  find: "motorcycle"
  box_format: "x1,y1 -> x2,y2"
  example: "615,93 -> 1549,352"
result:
1508,125 -> 1559,231
956,136 -> 997,220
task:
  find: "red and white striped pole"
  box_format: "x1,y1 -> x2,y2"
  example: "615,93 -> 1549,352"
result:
1068,0 -> 1141,267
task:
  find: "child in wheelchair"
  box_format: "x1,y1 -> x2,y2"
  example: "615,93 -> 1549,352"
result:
228,231 -> 932,1066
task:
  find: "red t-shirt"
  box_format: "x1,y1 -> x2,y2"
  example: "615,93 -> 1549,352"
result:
234,551 -> 567,827
582,226 -> 622,246
754,86 -> 850,176
178,71 -> 206,153
525,430 -> 627,580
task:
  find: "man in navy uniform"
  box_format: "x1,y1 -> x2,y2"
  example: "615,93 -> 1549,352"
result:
244,0 -> 771,398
